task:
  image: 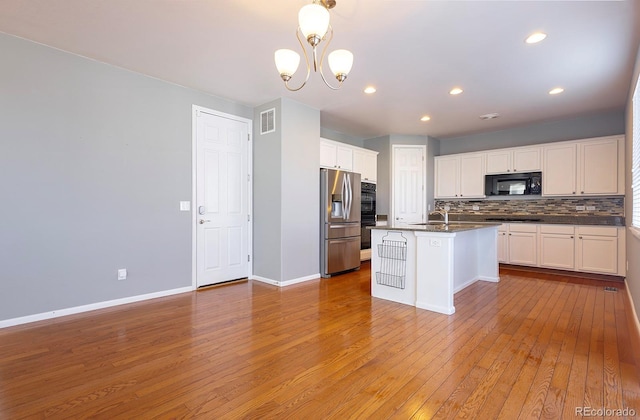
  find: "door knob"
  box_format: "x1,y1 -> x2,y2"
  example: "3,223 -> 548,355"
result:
199,219 -> 211,224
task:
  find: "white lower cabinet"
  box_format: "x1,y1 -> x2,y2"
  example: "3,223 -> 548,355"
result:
497,224 -> 537,266
506,224 -> 538,266
499,223 -> 625,276
539,225 -> 575,270
575,226 -> 620,275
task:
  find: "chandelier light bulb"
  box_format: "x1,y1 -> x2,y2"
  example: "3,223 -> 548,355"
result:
328,49 -> 353,81
299,3 -> 330,46
275,49 -> 301,80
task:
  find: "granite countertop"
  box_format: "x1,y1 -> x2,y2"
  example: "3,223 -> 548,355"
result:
444,214 -> 625,226
369,222 -> 501,233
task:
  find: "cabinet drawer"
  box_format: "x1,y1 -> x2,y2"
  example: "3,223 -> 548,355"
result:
508,223 -> 538,233
576,226 -> 617,237
539,225 -> 574,235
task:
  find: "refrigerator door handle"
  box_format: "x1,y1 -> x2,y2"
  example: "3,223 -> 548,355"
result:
342,175 -> 348,220
346,174 -> 353,220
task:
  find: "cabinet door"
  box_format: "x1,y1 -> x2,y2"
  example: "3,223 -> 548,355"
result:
459,154 -> 486,198
486,150 -> 512,174
336,145 -> 353,170
320,141 -> 337,168
578,138 -> 618,195
497,229 -> 508,263
576,234 -> 618,274
353,149 -> 377,182
513,147 -> 541,172
434,156 -> 459,198
508,231 -> 537,266
539,233 -> 575,270
543,143 -> 577,196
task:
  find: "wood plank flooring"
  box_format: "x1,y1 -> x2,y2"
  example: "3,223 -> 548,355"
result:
1,263 -> 639,419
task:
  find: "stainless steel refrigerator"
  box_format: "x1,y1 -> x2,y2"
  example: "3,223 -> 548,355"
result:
320,168 -> 361,278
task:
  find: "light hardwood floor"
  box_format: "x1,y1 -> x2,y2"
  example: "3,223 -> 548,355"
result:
1,263 -> 639,419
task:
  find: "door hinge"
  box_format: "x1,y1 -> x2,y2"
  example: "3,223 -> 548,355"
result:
247,255 -> 251,262
247,174 -> 251,182
247,214 -> 251,222
247,134 -> 250,141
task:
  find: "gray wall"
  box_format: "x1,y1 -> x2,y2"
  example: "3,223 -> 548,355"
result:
0,33 -> 252,321
281,98 -> 320,280
625,44 -> 640,325
439,110 -> 625,155
363,134 -> 437,217
253,98 -> 320,282
320,127 -> 364,148
253,100 -> 283,281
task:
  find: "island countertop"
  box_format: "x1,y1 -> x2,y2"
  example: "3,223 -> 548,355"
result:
368,222 -> 501,233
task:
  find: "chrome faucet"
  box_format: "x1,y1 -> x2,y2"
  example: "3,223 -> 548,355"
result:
430,210 -> 449,224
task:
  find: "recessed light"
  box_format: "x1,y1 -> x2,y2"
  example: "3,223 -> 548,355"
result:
364,86 -> 376,94
479,113 -> 499,120
525,32 -> 547,44
449,87 -> 463,95
420,115 -> 431,122
549,87 -> 564,95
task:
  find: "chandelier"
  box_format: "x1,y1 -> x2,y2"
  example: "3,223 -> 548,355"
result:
274,0 -> 353,91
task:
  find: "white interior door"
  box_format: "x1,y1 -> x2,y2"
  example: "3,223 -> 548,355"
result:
195,109 -> 251,287
392,145 -> 425,225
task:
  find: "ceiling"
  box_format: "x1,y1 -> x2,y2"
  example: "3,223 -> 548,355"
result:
1,0 -> 639,140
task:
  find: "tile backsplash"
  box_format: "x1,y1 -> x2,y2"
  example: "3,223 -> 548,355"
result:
434,197 -> 624,216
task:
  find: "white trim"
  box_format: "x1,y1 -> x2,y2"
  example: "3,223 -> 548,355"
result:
415,301 -> 455,315
629,226 -> 640,241
191,105 -> 254,288
0,287 -> 192,329
252,273 -> 320,287
625,279 -> 640,341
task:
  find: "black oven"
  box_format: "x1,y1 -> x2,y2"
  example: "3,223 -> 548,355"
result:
361,182 -> 376,249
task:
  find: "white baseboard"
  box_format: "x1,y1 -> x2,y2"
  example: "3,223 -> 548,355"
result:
415,301 -> 455,315
0,286 -> 193,329
252,273 -> 320,287
625,279 -> 640,340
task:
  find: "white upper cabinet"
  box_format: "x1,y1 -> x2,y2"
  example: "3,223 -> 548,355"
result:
542,143 -> 577,196
435,153 -> 485,198
319,138 -> 378,181
542,135 -> 623,196
320,138 -> 353,171
352,148 -> 378,182
485,146 -> 541,174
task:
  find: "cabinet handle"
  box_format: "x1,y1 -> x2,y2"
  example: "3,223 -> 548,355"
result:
581,191 -> 584,194
570,236 -> 574,238
579,236 -> 583,239
507,169 -> 511,172
572,192 -> 576,194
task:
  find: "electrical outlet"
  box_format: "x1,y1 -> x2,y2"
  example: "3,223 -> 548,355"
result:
576,205 -> 585,211
586,206 -> 596,211
429,239 -> 441,247
179,201 -> 191,211
444,205 -> 451,211
117,268 -> 127,281
472,205 -> 480,211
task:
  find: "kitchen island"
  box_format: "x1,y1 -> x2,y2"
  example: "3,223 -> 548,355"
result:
370,222 -> 501,315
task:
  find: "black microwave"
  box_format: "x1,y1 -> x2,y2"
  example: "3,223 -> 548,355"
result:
485,172 -> 542,196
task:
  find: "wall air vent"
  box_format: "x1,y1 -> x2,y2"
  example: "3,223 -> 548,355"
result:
260,108 -> 275,135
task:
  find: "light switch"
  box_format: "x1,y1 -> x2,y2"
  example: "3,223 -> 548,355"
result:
180,201 -> 191,211
576,205 -> 585,211
586,206 -> 596,211
472,205 -> 480,211
430,239 -> 441,247
117,269 -> 127,281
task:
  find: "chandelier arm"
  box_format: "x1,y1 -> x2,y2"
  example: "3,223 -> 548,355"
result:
283,28 -> 313,92
317,26 -> 342,90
